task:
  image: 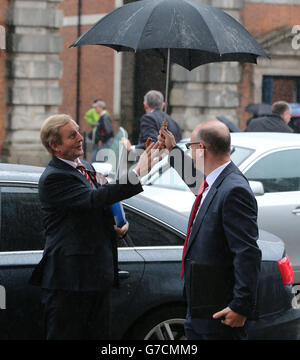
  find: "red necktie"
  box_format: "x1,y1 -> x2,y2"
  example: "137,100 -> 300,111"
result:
75,160 -> 97,188
181,179 -> 208,278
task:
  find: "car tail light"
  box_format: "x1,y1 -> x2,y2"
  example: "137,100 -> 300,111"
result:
278,255 -> 294,285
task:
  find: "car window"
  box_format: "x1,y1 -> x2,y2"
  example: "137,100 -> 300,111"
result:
124,207 -> 184,247
230,146 -> 254,167
245,149 -> 300,193
0,186 -> 45,251
151,166 -> 190,191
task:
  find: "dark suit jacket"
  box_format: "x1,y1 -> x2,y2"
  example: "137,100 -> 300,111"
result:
30,157 -> 143,291
245,113 -> 293,133
136,109 -> 182,149
170,147 -> 261,319
95,112 -> 114,145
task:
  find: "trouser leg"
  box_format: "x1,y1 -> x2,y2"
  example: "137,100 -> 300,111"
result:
41,289 -> 111,340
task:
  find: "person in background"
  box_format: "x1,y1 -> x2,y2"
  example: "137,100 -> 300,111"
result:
245,101 -> 293,133
110,116 -> 128,169
122,90 -> 182,152
84,99 -> 100,128
92,100 -> 114,162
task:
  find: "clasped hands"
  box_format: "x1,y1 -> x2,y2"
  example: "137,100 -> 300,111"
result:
134,129 -> 177,177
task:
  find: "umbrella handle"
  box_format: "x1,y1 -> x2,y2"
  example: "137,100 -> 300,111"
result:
164,48 -> 171,122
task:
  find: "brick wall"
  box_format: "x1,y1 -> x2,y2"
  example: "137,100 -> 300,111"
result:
60,0 -> 113,17
242,3 -> 300,35
58,1 -> 115,134
238,2 -> 300,129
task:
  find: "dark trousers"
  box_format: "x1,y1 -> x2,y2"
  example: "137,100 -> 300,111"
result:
184,319 -> 248,340
41,288 -> 111,340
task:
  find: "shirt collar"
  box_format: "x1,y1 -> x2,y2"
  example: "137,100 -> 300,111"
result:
205,161 -> 231,189
57,157 -> 80,169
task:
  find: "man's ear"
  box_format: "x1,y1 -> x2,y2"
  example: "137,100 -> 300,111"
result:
50,141 -> 59,154
144,102 -> 151,113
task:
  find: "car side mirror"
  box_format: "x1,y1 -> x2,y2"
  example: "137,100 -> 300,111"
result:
249,181 -> 265,196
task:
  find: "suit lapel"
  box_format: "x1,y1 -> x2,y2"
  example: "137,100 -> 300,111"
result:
50,157 -> 97,188
185,162 -> 237,257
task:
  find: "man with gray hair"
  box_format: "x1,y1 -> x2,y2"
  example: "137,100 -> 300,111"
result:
245,101 -> 293,133
30,113 -> 160,339
92,100 -> 114,161
123,90 -> 182,151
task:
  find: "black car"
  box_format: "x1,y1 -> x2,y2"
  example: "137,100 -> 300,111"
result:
0,163 -> 299,340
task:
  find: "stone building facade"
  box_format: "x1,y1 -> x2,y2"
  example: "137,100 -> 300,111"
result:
0,0 -> 63,165
0,0 -> 299,165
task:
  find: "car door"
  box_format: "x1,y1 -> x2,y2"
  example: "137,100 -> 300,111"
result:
0,184 -> 44,339
243,148 -> 300,284
111,203 -> 186,339
110,228 -> 145,340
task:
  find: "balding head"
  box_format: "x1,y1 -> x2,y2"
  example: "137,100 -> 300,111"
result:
192,120 -> 231,157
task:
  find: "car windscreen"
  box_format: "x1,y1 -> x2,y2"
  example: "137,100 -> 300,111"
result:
142,142 -> 254,190
230,146 -> 254,166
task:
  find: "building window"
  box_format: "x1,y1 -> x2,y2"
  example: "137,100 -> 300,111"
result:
262,76 -> 300,104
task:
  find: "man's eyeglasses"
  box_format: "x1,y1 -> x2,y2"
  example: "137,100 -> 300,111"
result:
185,142 -> 204,150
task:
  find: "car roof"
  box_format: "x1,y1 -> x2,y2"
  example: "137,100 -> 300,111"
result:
230,132 -> 300,151
0,163 -> 44,183
180,132 -> 300,152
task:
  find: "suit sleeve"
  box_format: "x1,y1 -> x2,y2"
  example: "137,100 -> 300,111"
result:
138,114 -> 160,144
39,171 -> 143,210
222,186 -> 261,318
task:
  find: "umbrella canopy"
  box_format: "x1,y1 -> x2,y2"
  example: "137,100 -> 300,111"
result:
245,103 -> 272,116
216,116 -> 241,132
71,0 -> 268,71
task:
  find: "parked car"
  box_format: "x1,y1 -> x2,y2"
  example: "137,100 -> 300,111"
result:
0,163 -> 299,340
140,132 -> 300,285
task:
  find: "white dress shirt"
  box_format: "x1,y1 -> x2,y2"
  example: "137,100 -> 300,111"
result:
58,157 -> 78,169
198,161 -> 231,210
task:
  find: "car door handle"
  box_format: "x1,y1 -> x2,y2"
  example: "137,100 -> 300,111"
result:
118,270 -> 130,279
292,207 -> 300,215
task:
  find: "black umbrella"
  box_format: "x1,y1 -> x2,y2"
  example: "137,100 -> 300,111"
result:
71,0 -> 268,120
245,103 -> 272,116
216,116 -> 241,132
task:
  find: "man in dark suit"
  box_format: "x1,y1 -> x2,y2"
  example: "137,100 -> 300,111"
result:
122,90 -> 182,151
91,100 -> 114,162
159,120 -> 261,340
245,101 -> 293,133
30,114 -> 159,339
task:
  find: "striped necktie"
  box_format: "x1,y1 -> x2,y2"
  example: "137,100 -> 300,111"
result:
75,160 -> 96,187
181,179 -> 208,278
